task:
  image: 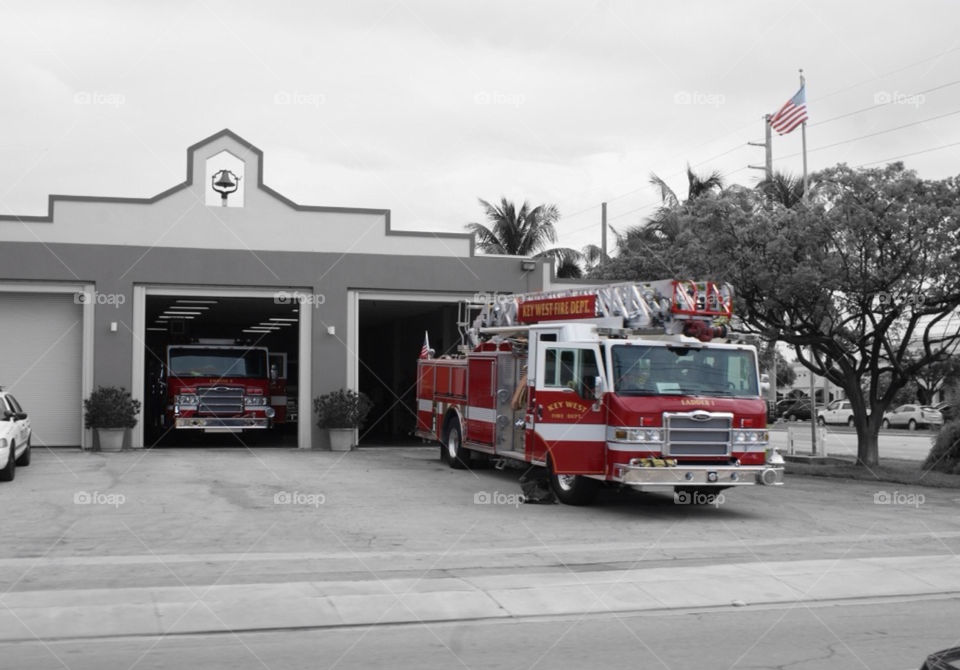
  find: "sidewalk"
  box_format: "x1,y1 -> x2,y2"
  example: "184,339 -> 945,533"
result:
2,554 -> 957,642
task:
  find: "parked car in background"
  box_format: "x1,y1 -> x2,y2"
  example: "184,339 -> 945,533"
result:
882,404 -> 943,430
0,389 -> 32,481
779,397 -> 813,421
817,399 -> 855,426
934,400 -> 957,423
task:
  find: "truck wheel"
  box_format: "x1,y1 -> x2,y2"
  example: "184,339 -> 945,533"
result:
548,462 -> 599,506
0,442 -> 16,482
444,423 -> 471,470
16,436 -> 30,466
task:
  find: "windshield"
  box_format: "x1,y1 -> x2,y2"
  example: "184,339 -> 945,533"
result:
611,343 -> 759,397
168,347 -> 268,379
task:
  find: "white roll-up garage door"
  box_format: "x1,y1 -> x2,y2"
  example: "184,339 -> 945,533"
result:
0,292 -> 83,446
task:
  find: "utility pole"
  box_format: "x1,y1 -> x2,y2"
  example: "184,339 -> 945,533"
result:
749,116 -> 776,412
747,114 -> 773,180
601,202 -> 608,259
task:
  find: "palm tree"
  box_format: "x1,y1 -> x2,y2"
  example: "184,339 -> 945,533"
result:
616,165 -> 724,255
466,198 -> 585,278
757,171 -> 805,209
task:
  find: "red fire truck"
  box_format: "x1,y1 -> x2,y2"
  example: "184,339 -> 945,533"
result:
415,280 -> 784,505
165,343 -> 276,431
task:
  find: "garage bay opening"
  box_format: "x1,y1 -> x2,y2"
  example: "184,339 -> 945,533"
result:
143,295 -> 299,447
357,299 -> 459,445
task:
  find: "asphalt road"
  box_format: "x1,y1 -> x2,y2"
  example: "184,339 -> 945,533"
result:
2,596 -> 956,669
1,446 -> 958,669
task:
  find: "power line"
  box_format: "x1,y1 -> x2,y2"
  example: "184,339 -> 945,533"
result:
810,45 -> 960,104
857,139 -> 960,167
810,78 -> 960,128
781,107 -> 960,160
557,47 -> 960,239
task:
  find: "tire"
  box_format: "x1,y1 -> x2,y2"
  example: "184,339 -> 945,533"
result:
16,436 -> 30,466
908,419 -> 917,431
788,414 -> 797,422
548,460 -> 600,506
444,423 -> 470,470
816,416 -> 825,426
0,442 -> 16,482
846,417 -> 855,428
882,419 -> 890,429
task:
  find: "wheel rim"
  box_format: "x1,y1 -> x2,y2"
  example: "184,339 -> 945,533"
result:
446,430 -> 459,459
847,418 -> 854,427
908,420 -> 916,431
555,474 -> 577,492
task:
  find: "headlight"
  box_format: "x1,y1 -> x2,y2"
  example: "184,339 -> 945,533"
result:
176,394 -> 198,406
613,427 -> 663,443
244,396 -> 267,407
732,429 -> 768,444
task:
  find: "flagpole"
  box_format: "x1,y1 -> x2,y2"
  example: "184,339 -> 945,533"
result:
798,67 -> 817,454
800,68 -> 809,203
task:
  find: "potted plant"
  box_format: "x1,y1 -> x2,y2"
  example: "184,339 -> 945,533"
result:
313,389 -> 373,451
83,386 -> 141,452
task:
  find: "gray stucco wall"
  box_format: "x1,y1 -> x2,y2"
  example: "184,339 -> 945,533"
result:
0,240 -> 543,447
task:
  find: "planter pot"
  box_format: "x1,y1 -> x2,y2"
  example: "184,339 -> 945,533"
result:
97,428 -> 126,452
328,428 -> 355,452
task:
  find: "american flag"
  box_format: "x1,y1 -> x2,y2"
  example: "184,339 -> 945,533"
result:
769,85 -> 808,135
419,331 -> 431,359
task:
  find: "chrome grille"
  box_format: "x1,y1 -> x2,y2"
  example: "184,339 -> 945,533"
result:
197,386 -> 244,416
664,411 -> 732,457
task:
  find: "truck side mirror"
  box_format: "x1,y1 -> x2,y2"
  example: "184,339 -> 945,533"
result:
593,375 -> 605,400
269,364 -> 279,382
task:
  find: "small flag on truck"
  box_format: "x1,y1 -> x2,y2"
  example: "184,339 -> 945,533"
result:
420,331 -> 432,359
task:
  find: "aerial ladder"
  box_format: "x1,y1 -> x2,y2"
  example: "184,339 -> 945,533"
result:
459,280 -> 735,348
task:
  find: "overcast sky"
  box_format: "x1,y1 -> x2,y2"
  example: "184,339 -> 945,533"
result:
4,1 -> 960,253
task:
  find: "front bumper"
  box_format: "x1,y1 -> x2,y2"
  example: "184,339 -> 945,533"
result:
612,462 -> 784,487
175,417 -> 270,430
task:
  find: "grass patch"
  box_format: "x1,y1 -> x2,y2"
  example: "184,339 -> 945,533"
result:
786,457 -> 960,488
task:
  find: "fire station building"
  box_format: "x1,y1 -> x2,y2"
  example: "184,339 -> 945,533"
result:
0,129 -> 559,450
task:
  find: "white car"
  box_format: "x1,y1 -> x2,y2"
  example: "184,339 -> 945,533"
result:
0,390 -> 31,481
817,399 -> 855,427
882,404 -> 943,430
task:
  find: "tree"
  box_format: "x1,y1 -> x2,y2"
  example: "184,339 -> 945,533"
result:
466,198 -> 585,278
617,163 -> 960,467
756,347 -> 797,389
756,170 -> 806,209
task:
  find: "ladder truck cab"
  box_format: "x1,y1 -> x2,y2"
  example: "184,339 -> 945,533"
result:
415,280 -> 784,506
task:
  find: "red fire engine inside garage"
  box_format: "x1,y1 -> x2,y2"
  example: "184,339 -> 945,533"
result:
133,287 -> 306,448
